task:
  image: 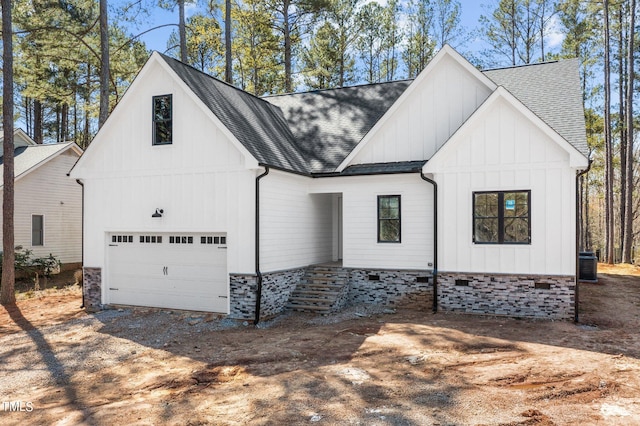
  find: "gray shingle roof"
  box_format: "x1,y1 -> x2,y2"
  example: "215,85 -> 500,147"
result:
160,54 -> 309,173
483,59 -> 589,156
160,53 -> 587,175
162,53 -> 412,173
264,81 -> 411,173
0,142 -> 76,187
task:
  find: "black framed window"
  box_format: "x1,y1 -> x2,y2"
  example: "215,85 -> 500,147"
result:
473,190 -> 530,244
153,94 -> 172,145
32,215 -> 44,246
378,195 -> 401,243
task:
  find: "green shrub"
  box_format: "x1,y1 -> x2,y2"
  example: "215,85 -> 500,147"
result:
0,246 -> 62,287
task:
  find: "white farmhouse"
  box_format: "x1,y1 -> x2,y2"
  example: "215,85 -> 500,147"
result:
1,129 -> 83,269
70,46 -> 589,321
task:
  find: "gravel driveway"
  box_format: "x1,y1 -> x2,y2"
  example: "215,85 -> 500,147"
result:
1,269 -> 640,425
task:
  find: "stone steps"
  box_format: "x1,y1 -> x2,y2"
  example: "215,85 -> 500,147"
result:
287,265 -> 349,313
298,283 -> 343,290
284,303 -> 332,312
293,290 -> 341,297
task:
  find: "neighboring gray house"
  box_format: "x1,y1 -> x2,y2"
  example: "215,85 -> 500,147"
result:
1,129 -> 83,269
70,46 -> 589,321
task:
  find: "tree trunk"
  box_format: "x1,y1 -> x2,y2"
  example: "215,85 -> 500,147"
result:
24,97 -> 31,136
283,0 -> 292,93
61,104 -> 69,143
179,0 -> 187,62
99,0 -> 110,128
511,0 -> 517,66
225,0 -> 232,84
34,99 -> 43,144
603,0 -> 615,264
1,0 -> 16,306
73,92 -> 79,145
619,5 -> 627,251
539,1 -> 545,61
622,0 -> 636,263
56,106 -> 61,143
83,64 -> 91,149
584,174 -> 592,250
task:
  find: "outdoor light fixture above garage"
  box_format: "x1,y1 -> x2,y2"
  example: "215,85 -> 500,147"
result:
152,208 -> 164,218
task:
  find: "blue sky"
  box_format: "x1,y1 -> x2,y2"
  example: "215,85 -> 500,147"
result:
133,1 -> 487,54
127,1 -> 565,70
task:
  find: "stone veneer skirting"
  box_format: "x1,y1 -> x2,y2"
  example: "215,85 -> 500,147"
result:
229,268 -> 306,320
82,267 -> 102,312
230,267 -> 433,321
347,269 -> 433,310
81,263 -> 574,321
438,272 -> 575,319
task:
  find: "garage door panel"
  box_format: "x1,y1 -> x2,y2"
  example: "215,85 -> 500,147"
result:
109,261 -> 166,278
110,284 -> 227,312
107,233 -> 228,313
111,290 -> 225,312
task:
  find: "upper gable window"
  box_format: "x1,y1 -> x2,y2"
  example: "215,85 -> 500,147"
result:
153,94 -> 172,145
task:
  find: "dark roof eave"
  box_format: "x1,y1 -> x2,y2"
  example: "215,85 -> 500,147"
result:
312,169 -> 423,178
258,161 -> 427,178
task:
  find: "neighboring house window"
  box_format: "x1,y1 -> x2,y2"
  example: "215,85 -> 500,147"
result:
473,190 -> 531,244
32,215 -> 44,246
378,195 -> 401,243
153,94 -> 172,145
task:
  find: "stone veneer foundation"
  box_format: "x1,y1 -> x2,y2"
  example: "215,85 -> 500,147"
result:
438,272 -> 575,319
229,268 -> 306,321
82,267 -> 102,312
346,269 -> 433,310
82,264 -> 574,321
230,267 -> 433,321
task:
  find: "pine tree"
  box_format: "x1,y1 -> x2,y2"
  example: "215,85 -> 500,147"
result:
167,13 -> 224,74
301,21 -> 344,89
356,2 -> 384,83
1,0 -> 16,306
403,0 -> 436,78
233,0 -> 283,95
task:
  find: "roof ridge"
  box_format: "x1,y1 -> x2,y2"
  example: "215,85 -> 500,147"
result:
27,141 -> 73,147
157,52 -> 279,107
481,59 -> 571,73
263,79 -> 415,98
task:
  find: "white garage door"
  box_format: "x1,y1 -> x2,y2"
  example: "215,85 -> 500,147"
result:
107,233 -> 228,313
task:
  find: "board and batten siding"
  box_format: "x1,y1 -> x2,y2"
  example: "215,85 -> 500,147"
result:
311,174 -> 433,270
0,150 -> 82,265
260,170 -> 333,272
72,58 -> 257,276
350,54 -> 493,166
426,96 -> 578,276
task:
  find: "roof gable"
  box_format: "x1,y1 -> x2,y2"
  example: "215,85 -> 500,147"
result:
73,47 -> 588,178
0,142 -> 82,188
336,45 -> 498,172
0,128 -> 37,147
71,52 -> 262,177
423,87 -> 589,173
482,59 -> 589,156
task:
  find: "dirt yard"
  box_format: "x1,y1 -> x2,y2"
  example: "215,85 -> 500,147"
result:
1,266 -> 640,425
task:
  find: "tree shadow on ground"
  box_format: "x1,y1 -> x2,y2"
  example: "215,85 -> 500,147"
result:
3,270 -> 635,424
2,304 -> 93,423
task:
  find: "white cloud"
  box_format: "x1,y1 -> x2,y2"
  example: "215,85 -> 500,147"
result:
185,2 -> 199,18
545,14 -> 565,50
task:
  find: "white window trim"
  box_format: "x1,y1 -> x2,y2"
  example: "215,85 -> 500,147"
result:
32,214 -> 45,247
